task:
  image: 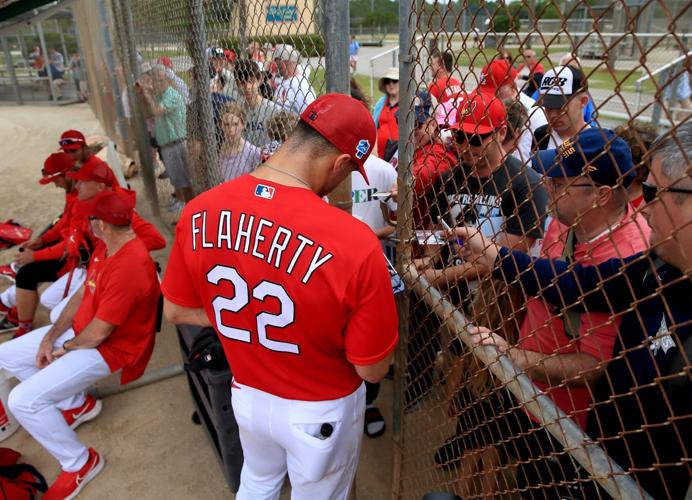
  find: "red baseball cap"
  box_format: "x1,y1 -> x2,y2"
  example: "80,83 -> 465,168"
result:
157,56 -> 173,68
479,59 -> 518,91
40,153 -> 75,185
300,94 -> 376,184
68,157 -> 117,187
453,90 -> 507,134
59,130 -> 86,151
87,190 -> 133,226
224,49 -> 237,62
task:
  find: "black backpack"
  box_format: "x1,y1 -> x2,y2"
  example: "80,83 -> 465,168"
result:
185,328 -> 229,372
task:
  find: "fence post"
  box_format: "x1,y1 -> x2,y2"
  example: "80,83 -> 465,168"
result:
56,19 -> 69,63
1,36 -> 23,105
187,0 -> 220,191
651,68 -> 671,127
323,0 -> 352,215
391,0 -> 415,498
117,0 -> 160,216
98,0 -> 130,148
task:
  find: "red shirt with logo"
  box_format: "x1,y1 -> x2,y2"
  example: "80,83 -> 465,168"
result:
428,76 -> 463,104
72,238 -> 160,384
377,101 -> 399,157
518,208 -> 650,428
161,175 -> 399,401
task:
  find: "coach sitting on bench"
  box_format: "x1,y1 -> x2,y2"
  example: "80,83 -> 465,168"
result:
0,190 -> 161,500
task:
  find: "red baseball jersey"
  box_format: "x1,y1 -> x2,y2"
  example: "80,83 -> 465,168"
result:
73,238 -> 160,384
162,175 -> 399,401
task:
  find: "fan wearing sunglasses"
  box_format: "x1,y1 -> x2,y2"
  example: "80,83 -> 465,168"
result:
453,121 -> 692,500
422,90 -> 548,289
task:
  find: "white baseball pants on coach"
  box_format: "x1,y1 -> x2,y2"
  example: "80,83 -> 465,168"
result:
40,268 -> 86,312
0,325 -> 110,472
0,268 -> 85,313
231,380 -> 365,500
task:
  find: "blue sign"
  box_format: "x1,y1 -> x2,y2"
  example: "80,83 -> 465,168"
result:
266,5 -> 298,23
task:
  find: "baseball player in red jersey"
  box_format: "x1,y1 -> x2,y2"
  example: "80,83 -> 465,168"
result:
162,93 -> 399,499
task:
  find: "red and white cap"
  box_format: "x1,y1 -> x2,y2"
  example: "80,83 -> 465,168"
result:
300,94 -> 376,184
87,190 -> 134,226
479,59 -> 518,91
67,156 -> 117,187
59,129 -> 86,151
452,90 -> 507,134
40,152 -> 75,185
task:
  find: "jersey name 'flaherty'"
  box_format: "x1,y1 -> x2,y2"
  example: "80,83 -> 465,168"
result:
161,174 -> 398,401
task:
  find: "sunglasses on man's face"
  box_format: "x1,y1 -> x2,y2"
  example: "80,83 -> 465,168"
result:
383,78 -> 398,85
88,216 -> 100,221
60,138 -> 82,146
453,130 -> 493,147
642,182 -> 692,204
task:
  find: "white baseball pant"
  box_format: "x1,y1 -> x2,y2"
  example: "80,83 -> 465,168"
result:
0,285 -> 16,309
40,268 -> 86,311
0,325 -> 110,472
232,380 -> 365,500
0,268 -> 85,313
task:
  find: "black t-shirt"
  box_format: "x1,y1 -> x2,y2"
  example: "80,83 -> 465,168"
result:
430,155 -> 548,240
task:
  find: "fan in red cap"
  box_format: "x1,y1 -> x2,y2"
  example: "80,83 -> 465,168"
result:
160,92 -> 397,499
477,59 -> 548,162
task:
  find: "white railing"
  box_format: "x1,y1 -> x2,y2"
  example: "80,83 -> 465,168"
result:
634,50 -> 692,113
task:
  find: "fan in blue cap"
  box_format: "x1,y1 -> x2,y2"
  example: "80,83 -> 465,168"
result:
532,128 -> 635,187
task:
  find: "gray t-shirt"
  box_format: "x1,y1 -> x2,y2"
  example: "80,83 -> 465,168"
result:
219,141 -> 262,182
240,97 -> 284,147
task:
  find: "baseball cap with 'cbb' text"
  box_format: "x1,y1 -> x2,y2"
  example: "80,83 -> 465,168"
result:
67,157 -> 117,187
532,128 -> 635,187
40,152 -> 76,185
452,90 -> 507,134
300,93 -> 376,184
87,190 -> 134,226
536,65 -> 588,109
59,129 -> 86,151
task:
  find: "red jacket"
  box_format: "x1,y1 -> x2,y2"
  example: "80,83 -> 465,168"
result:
413,142 -> 457,228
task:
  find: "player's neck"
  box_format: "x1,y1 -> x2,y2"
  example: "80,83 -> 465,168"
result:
104,231 -> 136,257
253,158 -> 313,191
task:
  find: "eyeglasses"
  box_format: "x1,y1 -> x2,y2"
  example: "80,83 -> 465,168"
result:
382,78 -> 398,85
88,215 -> 99,221
453,130 -> 493,147
642,182 -> 692,203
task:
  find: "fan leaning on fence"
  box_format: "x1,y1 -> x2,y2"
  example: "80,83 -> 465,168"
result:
453,121 -> 692,500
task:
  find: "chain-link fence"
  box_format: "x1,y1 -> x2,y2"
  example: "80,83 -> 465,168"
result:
71,0 -> 691,497
393,0 -> 690,499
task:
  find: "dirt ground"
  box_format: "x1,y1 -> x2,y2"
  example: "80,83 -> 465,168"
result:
0,104 -> 393,499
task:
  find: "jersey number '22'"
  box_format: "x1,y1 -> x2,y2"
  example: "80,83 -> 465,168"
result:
207,265 -> 299,354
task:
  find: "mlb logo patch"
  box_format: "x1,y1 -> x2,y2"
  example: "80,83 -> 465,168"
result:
255,184 -> 275,199
355,139 -> 370,159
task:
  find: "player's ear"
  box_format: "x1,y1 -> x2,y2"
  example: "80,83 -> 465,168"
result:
332,153 -> 354,177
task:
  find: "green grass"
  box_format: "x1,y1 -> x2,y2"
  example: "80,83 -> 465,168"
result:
309,67 -> 384,109
450,47 -> 656,93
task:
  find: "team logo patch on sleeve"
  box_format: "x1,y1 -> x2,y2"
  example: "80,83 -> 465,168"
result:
355,139 -> 370,159
255,184 -> 275,199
